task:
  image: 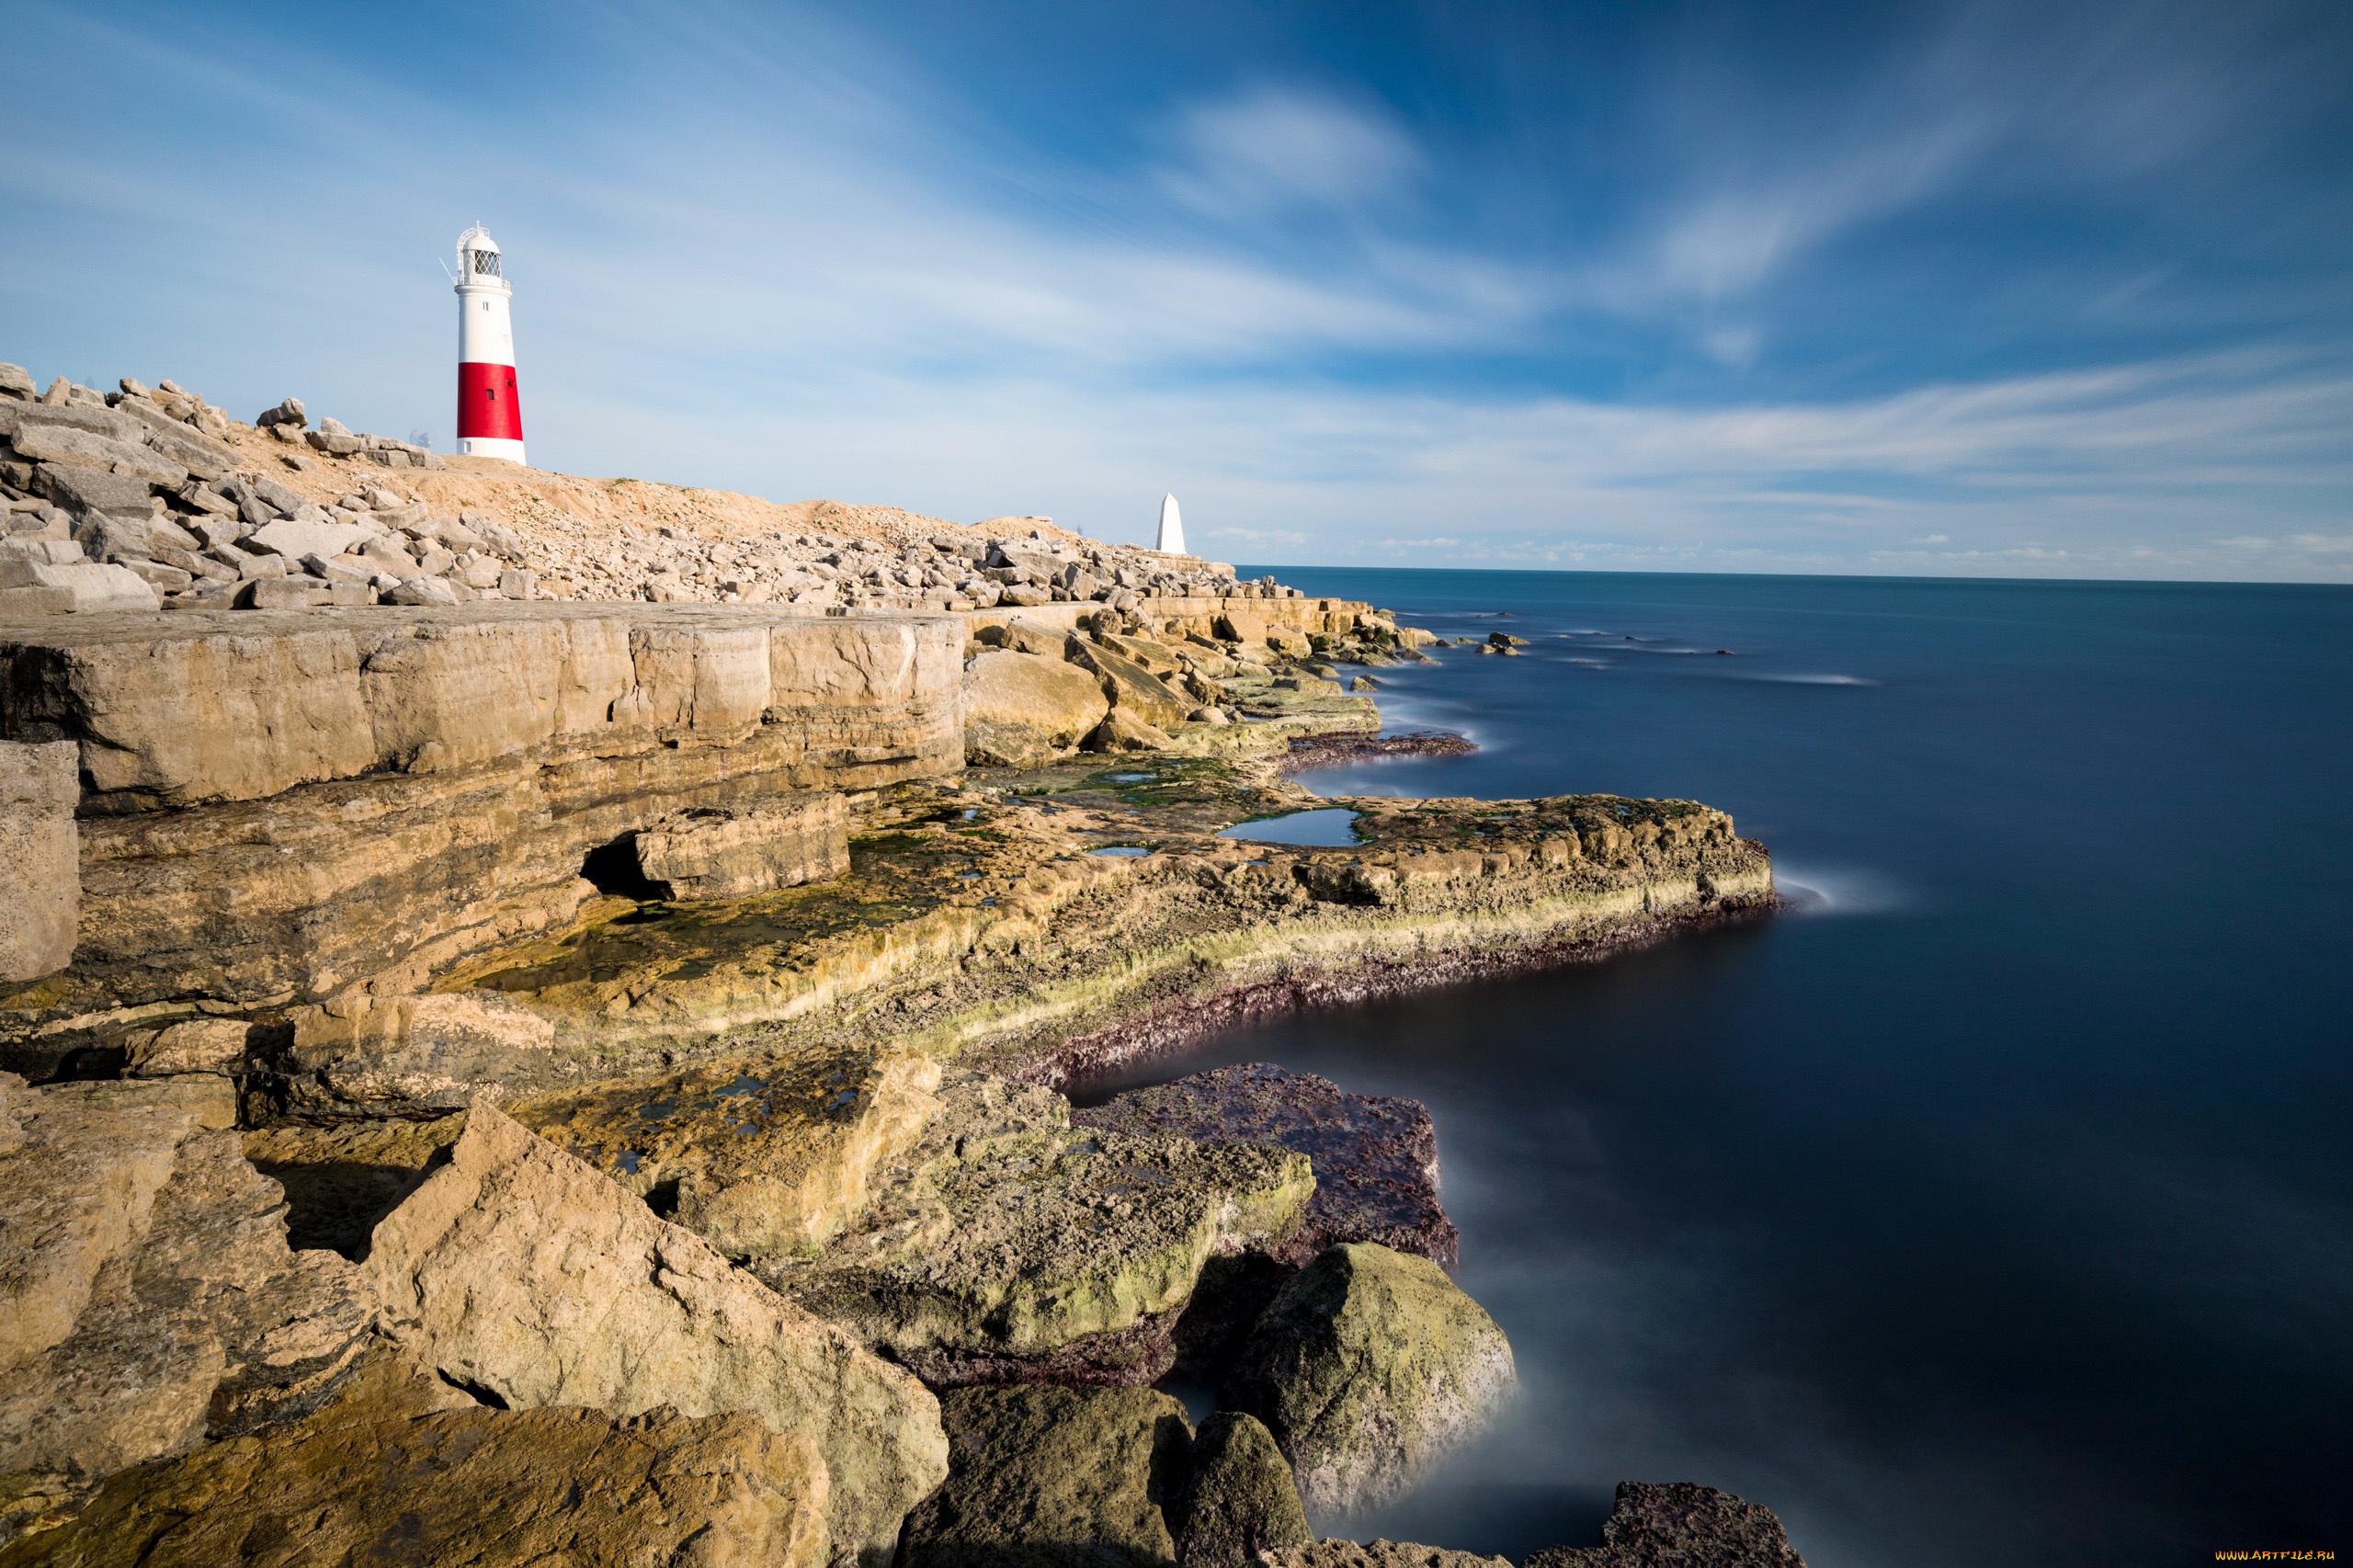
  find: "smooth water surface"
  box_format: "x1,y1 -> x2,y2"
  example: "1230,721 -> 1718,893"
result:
1078,568 -> 2353,1568
1216,807 -> 1365,847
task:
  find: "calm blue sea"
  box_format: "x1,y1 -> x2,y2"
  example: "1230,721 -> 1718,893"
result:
1088,568 -> 2353,1568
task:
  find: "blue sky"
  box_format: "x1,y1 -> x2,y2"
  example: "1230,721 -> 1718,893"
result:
4,0 -> 2348,579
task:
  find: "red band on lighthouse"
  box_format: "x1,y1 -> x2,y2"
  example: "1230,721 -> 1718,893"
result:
457,362 -> 523,441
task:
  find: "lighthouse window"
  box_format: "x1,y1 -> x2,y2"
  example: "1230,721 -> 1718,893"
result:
469,250 -> 501,278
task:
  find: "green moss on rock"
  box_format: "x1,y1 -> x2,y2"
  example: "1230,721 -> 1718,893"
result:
901,1386 -> 1194,1568
1174,1412 -> 1312,1568
1222,1242 -> 1516,1518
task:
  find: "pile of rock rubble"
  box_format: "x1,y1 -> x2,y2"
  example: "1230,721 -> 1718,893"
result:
1,363 -> 1307,616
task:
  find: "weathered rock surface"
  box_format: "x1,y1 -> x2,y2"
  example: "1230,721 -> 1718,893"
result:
360,1101 -> 947,1566
1074,1062 -> 1458,1269
0,1351 -> 833,1568
634,792 -> 850,898
1522,1482 -> 1809,1568
963,647 -> 1111,767
241,1113 -> 466,1256
507,1044 -> 942,1259
269,990 -> 555,1115
0,1077 -> 369,1544
1174,1412 -> 1313,1568
1267,1541 -> 1509,1568
0,605 -> 961,1036
771,1070 -> 1313,1387
1223,1243 -> 1515,1517
900,1385 -> 1194,1568
0,744 -> 75,983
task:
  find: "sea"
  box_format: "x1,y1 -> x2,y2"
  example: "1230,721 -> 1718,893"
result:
1071,567 -> 2353,1568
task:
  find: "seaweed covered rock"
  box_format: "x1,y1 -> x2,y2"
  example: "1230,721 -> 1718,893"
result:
1522,1482 -> 1808,1568
507,1044 -> 942,1259
1074,1062 -> 1458,1267
900,1385 -> 1193,1568
0,1352 -> 832,1568
359,1102 -> 946,1567
0,1077 -> 369,1545
770,1070 -> 1313,1387
1173,1412 -> 1312,1568
1222,1243 -> 1514,1517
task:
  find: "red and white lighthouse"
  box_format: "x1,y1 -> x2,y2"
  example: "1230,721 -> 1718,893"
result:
453,225 -> 525,464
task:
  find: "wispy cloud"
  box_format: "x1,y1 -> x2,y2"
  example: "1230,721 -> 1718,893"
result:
0,0 -> 2345,581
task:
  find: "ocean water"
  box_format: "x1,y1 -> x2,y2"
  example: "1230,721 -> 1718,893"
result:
1078,568 -> 2353,1567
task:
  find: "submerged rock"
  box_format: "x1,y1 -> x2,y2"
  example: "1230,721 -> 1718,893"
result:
359,1102 -> 946,1567
1173,1412 -> 1313,1568
0,1075 -> 369,1544
770,1070 -> 1313,1387
900,1385 -> 1194,1568
1222,1242 -> 1515,1517
1523,1482 -> 1809,1568
0,1351 -> 832,1568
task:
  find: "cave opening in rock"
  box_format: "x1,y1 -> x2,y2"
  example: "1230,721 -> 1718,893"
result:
579,834 -> 665,900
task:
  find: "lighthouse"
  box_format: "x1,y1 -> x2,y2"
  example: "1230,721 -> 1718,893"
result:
1156,493 -> 1187,555
453,225 -> 525,464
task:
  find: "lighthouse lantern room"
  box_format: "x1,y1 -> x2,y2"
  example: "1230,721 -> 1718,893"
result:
453,225 -> 525,464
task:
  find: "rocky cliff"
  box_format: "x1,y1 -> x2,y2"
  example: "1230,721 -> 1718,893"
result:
0,354 -> 1795,1566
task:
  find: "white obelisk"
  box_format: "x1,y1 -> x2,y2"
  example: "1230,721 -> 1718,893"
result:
1155,493 -> 1187,555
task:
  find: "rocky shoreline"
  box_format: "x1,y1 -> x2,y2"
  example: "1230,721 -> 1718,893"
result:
0,360 -> 1806,1566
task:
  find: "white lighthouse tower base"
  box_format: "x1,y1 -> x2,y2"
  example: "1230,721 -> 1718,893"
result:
458,437 -> 528,462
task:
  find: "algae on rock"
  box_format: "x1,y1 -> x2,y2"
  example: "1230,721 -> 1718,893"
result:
1223,1242 -> 1516,1518
506,1044 -> 942,1259
0,1352 -> 832,1568
770,1069 -> 1314,1387
1173,1412 -> 1313,1568
900,1385 -> 1194,1568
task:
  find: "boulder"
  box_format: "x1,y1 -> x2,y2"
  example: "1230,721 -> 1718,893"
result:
963,648 -> 1111,768
632,793 -> 848,899
508,1044 -> 942,1260
978,617 -> 1076,659
272,992 -> 557,1116
25,467 -> 153,525
0,366 -> 33,403
1085,708 -> 1175,753
1074,1064 -> 1458,1269
771,1071 -> 1313,1388
0,562 -> 157,613
1172,1413 -> 1311,1568
899,1386 -> 1193,1568
0,743 -> 77,984
244,518 -> 367,562
6,427 -> 184,488
2,1350 -> 833,1568
1068,640 -> 1192,730
385,574 -> 459,605
1222,1243 -> 1515,1517
253,397 -> 305,430
360,1102 -> 948,1566
1521,1482 -> 1810,1568
0,1078 -> 370,1543
122,1018 -> 250,1079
